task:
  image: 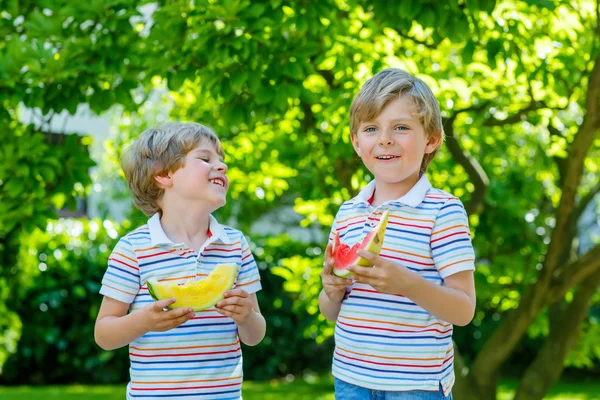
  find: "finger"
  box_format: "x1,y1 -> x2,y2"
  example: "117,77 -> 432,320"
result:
347,264 -> 378,277
171,312 -> 194,328
218,304 -> 244,313
217,296 -> 247,308
216,309 -> 243,320
353,274 -> 376,286
325,242 -> 333,261
325,276 -> 352,286
323,281 -> 350,290
165,306 -> 195,319
216,308 -> 233,318
355,250 -> 379,264
223,289 -> 249,298
153,297 -> 176,310
216,306 -> 244,317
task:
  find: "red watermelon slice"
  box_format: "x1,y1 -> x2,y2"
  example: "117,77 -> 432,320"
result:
332,210 -> 390,278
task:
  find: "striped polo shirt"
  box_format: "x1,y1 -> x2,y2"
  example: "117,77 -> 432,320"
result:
100,213 -> 261,400
330,174 -> 475,395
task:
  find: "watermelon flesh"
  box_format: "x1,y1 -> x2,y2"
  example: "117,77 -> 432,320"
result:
332,210 -> 390,278
146,263 -> 237,312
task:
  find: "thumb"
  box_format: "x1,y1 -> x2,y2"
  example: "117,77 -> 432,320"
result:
154,297 -> 176,310
325,242 -> 333,261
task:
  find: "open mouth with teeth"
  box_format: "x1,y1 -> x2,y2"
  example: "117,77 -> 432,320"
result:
209,178 -> 227,188
376,155 -> 400,160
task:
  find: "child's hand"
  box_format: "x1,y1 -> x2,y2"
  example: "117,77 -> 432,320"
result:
216,289 -> 254,325
321,242 -> 352,303
347,250 -> 414,295
141,298 -> 195,332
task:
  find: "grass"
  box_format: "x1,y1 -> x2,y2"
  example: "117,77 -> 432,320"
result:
1,376 -> 600,400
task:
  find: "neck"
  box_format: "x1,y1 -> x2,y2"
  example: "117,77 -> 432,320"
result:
371,173 -> 421,207
159,199 -> 213,246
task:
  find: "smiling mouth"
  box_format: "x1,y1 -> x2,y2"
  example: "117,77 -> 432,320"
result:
209,178 -> 226,187
376,155 -> 399,160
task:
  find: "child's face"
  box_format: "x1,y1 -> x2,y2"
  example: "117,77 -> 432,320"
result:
157,141 -> 229,211
351,96 -> 439,186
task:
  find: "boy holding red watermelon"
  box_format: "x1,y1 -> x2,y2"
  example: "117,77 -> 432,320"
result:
319,68 -> 476,399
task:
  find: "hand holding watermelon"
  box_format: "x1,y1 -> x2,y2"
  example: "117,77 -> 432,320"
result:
215,288 -> 254,324
140,298 -> 196,332
321,242 -> 353,303
348,250 -> 414,295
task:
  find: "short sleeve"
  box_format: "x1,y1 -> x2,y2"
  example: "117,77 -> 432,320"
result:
99,237 -> 141,304
430,198 -> 476,279
235,234 -> 262,294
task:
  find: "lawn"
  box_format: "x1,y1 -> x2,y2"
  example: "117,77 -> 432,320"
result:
1,377 -> 599,400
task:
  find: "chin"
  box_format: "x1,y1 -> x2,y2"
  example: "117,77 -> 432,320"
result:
214,196 -> 227,209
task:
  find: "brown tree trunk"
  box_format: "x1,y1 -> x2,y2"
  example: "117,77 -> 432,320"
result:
469,53 -> 600,397
452,342 -> 489,400
514,268 -> 600,400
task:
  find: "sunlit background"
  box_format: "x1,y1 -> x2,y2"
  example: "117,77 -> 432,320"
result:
1,1 -> 599,399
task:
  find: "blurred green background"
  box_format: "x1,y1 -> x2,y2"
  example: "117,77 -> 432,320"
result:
1,1 -> 599,399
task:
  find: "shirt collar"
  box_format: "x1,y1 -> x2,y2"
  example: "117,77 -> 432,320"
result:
148,213 -> 234,247
351,174 -> 432,208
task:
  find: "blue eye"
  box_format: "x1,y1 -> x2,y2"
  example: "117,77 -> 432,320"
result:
364,127 -> 377,132
395,125 -> 409,131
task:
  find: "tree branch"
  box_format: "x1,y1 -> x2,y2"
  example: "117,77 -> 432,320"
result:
443,112 -> 490,215
470,54 -> 600,395
573,180 -> 600,224
512,41 -> 536,102
515,266 -> 600,400
483,101 -> 547,126
443,115 -> 490,216
585,54 -> 600,130
596,0 -> 600,37
547,244 -> 600,304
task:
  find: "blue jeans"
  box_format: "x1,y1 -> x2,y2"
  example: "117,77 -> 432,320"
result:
334,378 -> 452,400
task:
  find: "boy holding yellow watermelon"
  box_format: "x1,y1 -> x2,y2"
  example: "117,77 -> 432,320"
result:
319,69 -> 476,399
95,122 -> 265,400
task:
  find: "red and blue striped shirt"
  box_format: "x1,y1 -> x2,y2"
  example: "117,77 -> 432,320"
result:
100,213 -> 261,399
330,175 -> 475,395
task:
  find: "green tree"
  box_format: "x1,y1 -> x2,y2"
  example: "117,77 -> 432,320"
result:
1,1 -> 599,399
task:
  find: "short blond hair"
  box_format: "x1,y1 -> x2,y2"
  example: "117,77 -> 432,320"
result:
350,68 -> 444,174
121,122 -> 224,216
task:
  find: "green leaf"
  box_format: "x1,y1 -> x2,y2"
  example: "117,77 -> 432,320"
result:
230,70 -> 249,93
486,37 -> 503,69
417,8 -> 436,28
256,85 -> 275,105
245,4 -> 267,19
283,62 -> 303,80
248,71 -> 262,92
462,40 -> 477,65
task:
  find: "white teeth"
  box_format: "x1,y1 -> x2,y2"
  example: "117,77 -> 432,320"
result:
210,179 -> 224,187
377,155 -> 396,160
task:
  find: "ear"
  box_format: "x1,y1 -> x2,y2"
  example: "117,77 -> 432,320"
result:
351,132 -> 362,157
424,128 -> 442,154
154,173 -> 173,189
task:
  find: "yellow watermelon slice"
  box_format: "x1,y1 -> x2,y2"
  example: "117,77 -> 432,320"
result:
146,263 -> 237,311
332,210 -> 389,277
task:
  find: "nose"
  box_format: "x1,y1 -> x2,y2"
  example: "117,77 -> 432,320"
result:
215,161 -> 228,173
378,130 -> 395,146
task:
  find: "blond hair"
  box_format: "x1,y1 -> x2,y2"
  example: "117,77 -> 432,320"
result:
349,68 -> 444,174
121,122 -> 224,216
